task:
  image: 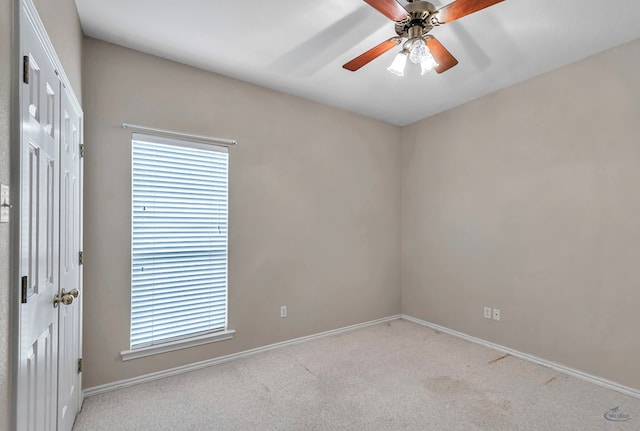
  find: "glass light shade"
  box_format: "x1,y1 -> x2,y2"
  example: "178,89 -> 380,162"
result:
387,52 -> 407,76
408,39 -> 429,64
420,53 -> 439,75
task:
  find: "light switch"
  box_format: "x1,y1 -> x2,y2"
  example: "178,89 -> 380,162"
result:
1,184 -> 10,223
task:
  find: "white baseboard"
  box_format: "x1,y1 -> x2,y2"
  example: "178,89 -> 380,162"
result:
83,315 -> 403,397
402,314 -> 640,400
85,313 -> 640,400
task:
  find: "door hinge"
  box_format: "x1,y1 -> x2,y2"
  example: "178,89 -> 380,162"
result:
79,144 -> 85,158
79,251 -> 84,265
23,55 -> 29,84
21,276 -> 28,304
77,358 -> 83,373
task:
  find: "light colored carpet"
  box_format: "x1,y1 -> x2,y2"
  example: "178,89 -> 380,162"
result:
73,320 -> 639,430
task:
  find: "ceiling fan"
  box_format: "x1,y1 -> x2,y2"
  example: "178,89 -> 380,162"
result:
343,0 -> 505,75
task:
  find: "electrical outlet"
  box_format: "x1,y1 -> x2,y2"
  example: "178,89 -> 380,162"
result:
280,305 -> 287,318
492,308 -> 501,321
483,307 -> 492,319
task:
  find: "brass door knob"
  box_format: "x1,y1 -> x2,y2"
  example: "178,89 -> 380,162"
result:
54,293 -> 74,307
53,289 -> 78,307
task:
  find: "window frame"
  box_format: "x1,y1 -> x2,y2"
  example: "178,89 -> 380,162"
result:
121,132 -> 234,361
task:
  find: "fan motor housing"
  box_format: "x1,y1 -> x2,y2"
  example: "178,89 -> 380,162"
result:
394,1 -> 439,38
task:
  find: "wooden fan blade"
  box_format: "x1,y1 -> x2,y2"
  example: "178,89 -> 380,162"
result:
437,0 -> 505,24
343,38 -> 401,72
363,0 -> 409,22
426,37 -> 458,74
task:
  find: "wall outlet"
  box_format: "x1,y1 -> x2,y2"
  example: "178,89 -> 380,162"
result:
483,307 -> 492,319
492,308 -> 501,321
280,305 -> 287,318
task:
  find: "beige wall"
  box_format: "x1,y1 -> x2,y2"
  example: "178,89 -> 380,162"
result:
1,0 -> 12,428
401,37 -> 640,390
81,38 -> 401,389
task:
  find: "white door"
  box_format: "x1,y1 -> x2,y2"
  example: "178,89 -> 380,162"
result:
18,8 -> 83,431
17,11 -> 60,431
57,85 -> 83,431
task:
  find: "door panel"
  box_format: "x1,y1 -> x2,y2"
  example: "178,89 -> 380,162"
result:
24,324 -> 55,431
18,11 -> 60,431
57,86 -> 83,431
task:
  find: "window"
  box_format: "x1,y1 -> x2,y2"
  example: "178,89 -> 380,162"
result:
129,133 -> 229,351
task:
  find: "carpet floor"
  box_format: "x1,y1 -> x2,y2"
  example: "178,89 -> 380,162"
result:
73,319 -> 640,430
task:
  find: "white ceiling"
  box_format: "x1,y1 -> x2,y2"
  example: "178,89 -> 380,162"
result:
74,0 -> 640,126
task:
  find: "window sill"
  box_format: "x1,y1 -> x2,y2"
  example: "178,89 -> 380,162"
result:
120,329 -> 235,361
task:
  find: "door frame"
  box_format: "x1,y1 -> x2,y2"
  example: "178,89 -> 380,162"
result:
10,0 -> 84,429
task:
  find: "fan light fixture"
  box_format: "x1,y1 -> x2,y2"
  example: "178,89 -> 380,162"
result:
419,52 -> 438,75
409,38 -> 429,63
388,38 -> 438,76
387,51 -> 408,76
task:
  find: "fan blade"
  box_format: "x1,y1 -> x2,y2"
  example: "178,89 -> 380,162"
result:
363,0 -> 409,22
437,0 -> 505,24
343,38 -> 401,71
426,37 -> 458,74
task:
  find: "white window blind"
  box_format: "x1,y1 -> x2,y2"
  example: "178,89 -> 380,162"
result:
131,133 -> 228,349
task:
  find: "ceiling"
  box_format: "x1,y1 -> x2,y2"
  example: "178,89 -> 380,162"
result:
74,0 -> 640,126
